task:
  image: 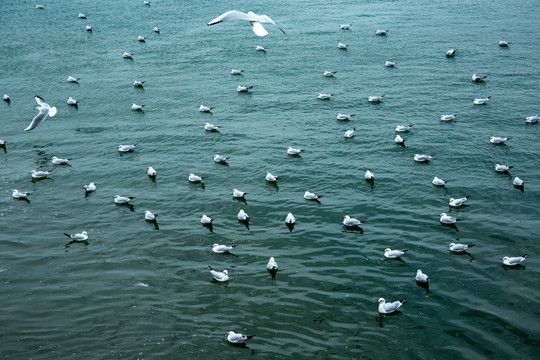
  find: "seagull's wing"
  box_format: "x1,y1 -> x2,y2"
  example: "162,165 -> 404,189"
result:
25,107 -> 49,131
207,10 -> 253,25
251,22 -> 268,36
35,96 -> 48,107
255,14 -> 287,35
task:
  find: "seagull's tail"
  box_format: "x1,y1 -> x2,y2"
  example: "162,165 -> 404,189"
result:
400,298 -> 406,304
64,233 -> 72,238
522,254 -> 528,258
208,266 -> 213,271
246,335 -> 256,339
403,248 -> 411,253
466,195 -> 471,199
278,26 -> 287,36
467,244 -> 475,248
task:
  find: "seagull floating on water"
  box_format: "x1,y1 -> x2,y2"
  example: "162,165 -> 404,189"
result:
147,167 -> 156,177
340,24 -> 351,30
501,254 -> 527,266
394,135 -> 405,146
114,195 -> 134,204
449,196 -> 470,207
85,26 -> 92,31
144,210 -> 158,221
237,85 -> 252,92
432,177 -> 447,186
143,1 -> 150,5
51,156 -> 71,165
123,52 -> 133,58
473,96 -> 491,105
211,244 -> 236,254
338,43 -> 347,49
415,269 -> 430,282
337,113 -> 354,120
323,71 -> 336,77
67,76 -> 79,83
498,41 -> 510,47
384,61 -> 396,67
78,13 -> 86,19
83,182 -> 96,193
472,74 -> 487,82
226,331 -> 254,344
285,213 -> 295,224
318,93 -> 333,100
365,170 -> 374,181
12,190 -> 30,200
440,213 -> 462,224
232,189 -> 247,198
36,4 -> 45,9
286,147 -> 303,155
266,172 -> 278,182
377,298 -> 405,314
413,154 -> 434,162
201,215 -> 213,224
375,29 -> 388,35
118,144 -> 137,152
188,173 -> 204,183
344,128 -> 355,138
512,177 -> 524,187
343,215 -> 366,228
449,242 -> 474,253
446,49 -> 456,57
384,248 -> 409,259
132,103 -> 144,111
208,266 -> 229,282
30,170 -> 51,179
525,115 -> 539,124
64,231 -> 88,240
395,124 -> 413,132
204,123 -> 221,131
267,257 -> 278,270
237,209 -> 249,221
133,80 -> 145,87
368,95 -> 384,102
25,96 -> 57,131
3,94 -> 10,102
489,136 -> 510,144
440,114 -> 456,121
231,69 -> 244,75
255,45 -> 266,51
304,191 -> 322,201
199,105 -> 214,112
495,164 -> 513,173
137,36 -> 146,42
67,97 -> 78,106
207,10 -> 286,37
213,154 -> 229,163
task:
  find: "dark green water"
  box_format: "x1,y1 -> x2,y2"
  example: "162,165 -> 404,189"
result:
1,0 -> 539,358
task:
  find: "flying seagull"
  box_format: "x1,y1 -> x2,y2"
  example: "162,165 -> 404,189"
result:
207,10 -> 286,37
25,96 -> 57,131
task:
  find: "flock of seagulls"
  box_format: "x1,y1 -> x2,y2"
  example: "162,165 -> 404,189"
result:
1,3 -> 535,348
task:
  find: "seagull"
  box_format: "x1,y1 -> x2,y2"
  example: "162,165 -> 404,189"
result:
344,128 -> 355,138
211,244 -> 236,254
324,71 -> 336,77
449,196 -> 470,207
440,213 -> 462,224
3,94 -> 10,102
85,25 -> 92,31
208,266 -> 229,282
501,254 -> 527,266
413,154 -> 434,162
377,298 -> 405,314
490,136 -> 510,144
207,10 -> 287,37
368,95 -> 384,102
51,156 -> 71,165
495,164 -> 513,173
340,24 -> 351,29
237,209 -> 249,221
395,124 -> 413,132
226,331 -> 255,344
231,69 -> 244,75
446,49 -> 456,57
36,4 -> 45,9
343,215 -> 366,227
440,114 -> 456,121
204,123 -> 221,131
153,27 -> 160,33
384,61 -> 396,67
64,231 -> 88,240
432,177 -> 447,186
338,43 -> 347,49
304,191 -> 322,201
285,213 -> 295,224
448,242 -> 474,253
114,195 -> 134,204
525,115 -> 539,124
137,36 -> 146,42
232,189 -> 247,198
237,85 -> 253,92
25,96 -> 57,131
30,170 -> 50,179
67,76 -> 79,83
199,105 -> 214,112
384,248 -> 409,259
513,177 -> 524,187
144,210 -> 158,221
394,135 -> 405,145
12,190 -> 30,200
265,172 -> 278,182
123,52 -> 133,58
255,45 -> 266,51
415,269 -> 429,282
213,154 -> 229,163
67,97 -> 78,106
78,13 -> 86,19
188,173 -> 204,183
337,113 -> 354,120
201,215 -> 213,224
83,182 -> 96,192
473,96 -> 491,105
365,170 -> 374,181
375,29 -> 388,35
143,1 -> 150,5
267,257 -> 278,270
318,93 -> 333,100
0,139 -> 5,148
472,74 -> 487,82
133,80 -> 145,87
286,147 -> 303,155
118,144 -> 137,152
498,41 -> 510,47
132,103 -> 144,110
147,166 -> 156,177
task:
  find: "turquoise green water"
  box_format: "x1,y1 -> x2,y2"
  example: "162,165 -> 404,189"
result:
1,0 -> 539,358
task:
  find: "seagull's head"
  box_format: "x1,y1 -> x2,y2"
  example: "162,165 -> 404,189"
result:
223,270 -> 229,275
449,243 -> 455,247
449,198 -> 454,203
211,244 -> 218,248
377,298 -> 385,304
500,257 -> 508,261
440,213 -> 447,217
82,231 -> 88,235
384,248 -> 391,252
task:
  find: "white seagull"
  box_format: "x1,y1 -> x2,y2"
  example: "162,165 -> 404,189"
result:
285,213 -> 295,224
231,69 -> 244,75
448,242 -> 474,253
525,115 -> 539,124
199,105 -> 214,112
237,85 -> 253,92
78,13 -> 86,19
67,76 -> 79,83
340,24 -> 351,30
12,190 -> 30,199
64,231 -> 88,240
147,166 -> 156,177
337,113 -> 355,120
211,244 -> 236,254
188,173 -> 204,183
513,177 -> 524,187
201,215 -> 213,224
143,1 -> 150,5
490,136 -> 510,144
323,71 -> 336,77
266,172 -> 278,182
208,266 -> 228,282
286,147 -> 303,155
337,43 -> 347,49
472,74 -> 487,82
123,52 -> 133,58
384,248 -> 409,259
137,36 -> 146,42
83,182 -> 96,192
446,49 -> 456,57
25,96 -> 57,131
3,94 -> 10,102
343,215 -> 366,227
395,135 -> 405,145
255,45 -> 266,51
344,128 -> 355,138
51,156 -> 71,165
232,189 -> 247,198
318,93 -> 333,100
413,154 -> 435,162
30,170 -> 50,179
375,29 -> 388,35
449,196 -> 470,207
204,123 -> 221,131
439,213 -> 462,224
365,170 -> 374,181
395,124 -> 413,132
118,144 -> 137,152
498,41 -> 510,47
85,25 -> 92,31
432,177 -> 447,186
495,164 -> 513,173
237,209 -> 249,221
144,210 -> 158,221
133,80 -> 145,87
213,154 -> 229,163
153,27 -> 160,33
377,298 -> 405,314
501,254 -> 527,266
132,103 -> 144,110
267,257 -> 278,270
368,95 -> 384,102
304,191 -> 322,201
226,331 -> 255,344
384,61 -> 396,67
207,10 -> 286,37
114,195 -> 134,204
415,269 -> 429,282
36,5 -> 45,9
440,114 -> 456,121
473,96 -> 491,105
67,97 -> 78,106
